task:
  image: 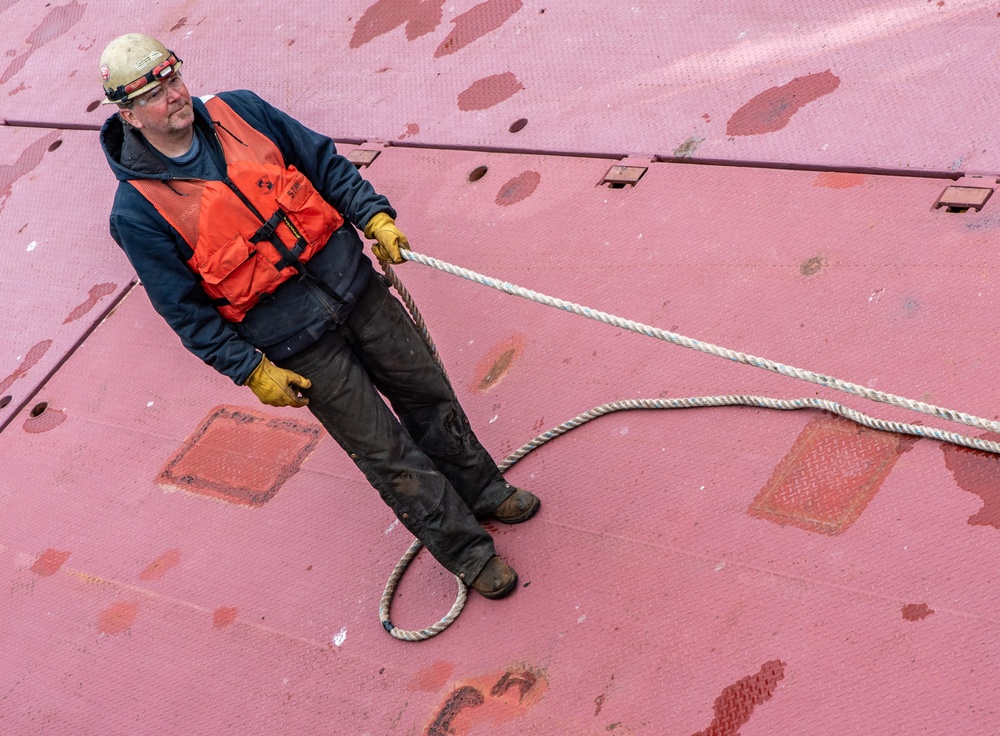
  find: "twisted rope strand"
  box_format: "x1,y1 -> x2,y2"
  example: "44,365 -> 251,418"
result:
399,249 -> 1000,438
380,263 -> 446,376
378,538 -> 468,642
499,395 -> 1000,469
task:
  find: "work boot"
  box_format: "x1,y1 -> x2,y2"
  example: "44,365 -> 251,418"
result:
491,488 -> 540,524
470,556 -> 518,599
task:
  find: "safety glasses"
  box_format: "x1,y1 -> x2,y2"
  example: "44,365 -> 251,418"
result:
106,51 -> 182,103
134,73 -> 185,107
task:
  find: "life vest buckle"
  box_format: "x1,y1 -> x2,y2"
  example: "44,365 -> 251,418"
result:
249,210 -> 285,246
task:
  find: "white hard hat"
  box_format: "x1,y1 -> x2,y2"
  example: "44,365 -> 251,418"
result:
99,33 -> 182,105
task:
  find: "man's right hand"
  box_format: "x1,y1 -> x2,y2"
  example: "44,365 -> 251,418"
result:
244,356 -> 312,408
364,212 -> 410,265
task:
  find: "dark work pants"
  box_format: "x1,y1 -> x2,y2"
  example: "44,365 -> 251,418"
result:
276,274 -> 513,583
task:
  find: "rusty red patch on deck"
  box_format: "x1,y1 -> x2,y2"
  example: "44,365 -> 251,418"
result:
23,405 -> 66,434
98,601 -> 138,635
213,607 -> 239,629
1,1 -> 86,85
726,70 -> 840,137
941,433 -> 1000,529
472,335 -> 525,392
139,548 -> 181,581
749,413 -> 915,535
693,660 -> 786,736
458,72 -> 524,111
399,122 -> 420,140
31,548 -> 71,577
0,339 -> 52,395
63,283 -> 117,324
350,0 -> 444,48
495,170 -> 540,206
435,0 -> 522,57
424,665 -> 546,736
156,406 -> 322,507
902,603 -> 934,621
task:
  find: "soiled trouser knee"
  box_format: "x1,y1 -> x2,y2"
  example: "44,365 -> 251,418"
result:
341,275 -> 513,515
277,277 -> 510,580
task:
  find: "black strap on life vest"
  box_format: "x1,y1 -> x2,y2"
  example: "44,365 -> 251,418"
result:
249,210 -> 309,272
225,177 -> 345,305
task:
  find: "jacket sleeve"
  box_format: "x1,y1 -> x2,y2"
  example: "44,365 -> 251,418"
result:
217,90 -> 396,231
109,184 -> 262,385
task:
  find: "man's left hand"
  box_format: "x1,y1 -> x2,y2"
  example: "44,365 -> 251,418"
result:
364,212 -> 410,264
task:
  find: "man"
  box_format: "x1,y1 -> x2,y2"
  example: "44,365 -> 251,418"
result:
98,33 -> 539,599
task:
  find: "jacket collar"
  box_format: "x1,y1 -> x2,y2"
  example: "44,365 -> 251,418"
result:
100,95 -> 219,181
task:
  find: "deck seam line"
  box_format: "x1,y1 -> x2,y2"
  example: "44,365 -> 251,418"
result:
543,518 -> 1000,627
3,119 -> 993,179
0,281 -> 138,435
43,562 -> 335,651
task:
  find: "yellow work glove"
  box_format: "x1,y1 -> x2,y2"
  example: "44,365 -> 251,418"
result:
244,356 -> 312,408
364,212 -> 410,265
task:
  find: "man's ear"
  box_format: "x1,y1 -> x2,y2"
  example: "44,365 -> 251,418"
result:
118,107 -> 142,129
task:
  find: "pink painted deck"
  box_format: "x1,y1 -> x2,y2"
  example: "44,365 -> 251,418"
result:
2,0 -> 1000,171
3,2 -> 1000,735
0,127 -> 134,430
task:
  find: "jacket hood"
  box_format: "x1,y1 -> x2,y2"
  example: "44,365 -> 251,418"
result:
100,95 -> 215,182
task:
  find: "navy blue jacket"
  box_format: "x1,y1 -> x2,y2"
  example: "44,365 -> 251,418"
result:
100,90 -> 395,384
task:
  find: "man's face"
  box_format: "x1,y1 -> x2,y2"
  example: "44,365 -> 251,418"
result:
119,73 -> 194,138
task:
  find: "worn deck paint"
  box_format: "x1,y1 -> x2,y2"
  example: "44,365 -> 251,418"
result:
749,413 -> 918,536
2,1 -> 1000,735
0,127 -> 134,431
3,1 -> 1000,172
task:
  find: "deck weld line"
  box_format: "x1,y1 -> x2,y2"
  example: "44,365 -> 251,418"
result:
32,562 -> 333,650
0,281 -> 139,435
379,138 -> 992,180
2,119 -> 103,131
3,119 -> 988,178
540,518 -> 1000,629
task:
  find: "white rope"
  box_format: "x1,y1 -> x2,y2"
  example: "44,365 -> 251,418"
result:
377,252 -> 1000,641
378,538 -> 467,641
498,394 -> 1000,463
399,249 -> 1000,443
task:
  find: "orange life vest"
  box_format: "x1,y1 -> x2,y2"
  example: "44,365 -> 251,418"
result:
129,96 -> 344,322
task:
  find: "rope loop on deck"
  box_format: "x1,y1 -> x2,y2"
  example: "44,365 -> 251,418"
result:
377,252 -> 1000,641
378,538 -> 468,641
